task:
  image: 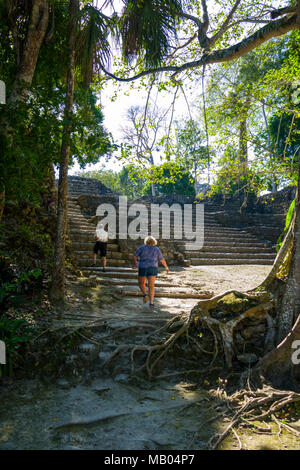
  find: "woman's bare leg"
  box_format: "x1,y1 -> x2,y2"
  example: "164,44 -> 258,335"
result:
148,276 -> 156,304
138,276 -> 147,296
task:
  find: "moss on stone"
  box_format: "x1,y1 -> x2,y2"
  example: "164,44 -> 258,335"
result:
216,293 -> 254,314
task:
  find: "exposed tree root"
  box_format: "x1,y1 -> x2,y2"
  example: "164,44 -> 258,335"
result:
205,385 -> 300,449
100,288 -> 275,380
271,413 -> 300,438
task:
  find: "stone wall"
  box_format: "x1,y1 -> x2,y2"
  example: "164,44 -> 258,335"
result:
200,192 -> 257,212
215,212 -> 285,244
201,186 -> 296,215
68,176 -> 114,196
134,194 -> 195,206
77,193 -> 121,217
207,187 -> 296,244
256,186 -> 296,214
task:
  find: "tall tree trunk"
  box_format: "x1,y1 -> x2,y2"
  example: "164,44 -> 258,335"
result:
238,118 -> 248,176
253,163 -> 300,388
262,101 -> 277,192
277,178 -> 300,343
149,154 -> 156,197
253,312 -> 300,389
9,0 -> 49,104
0,0 -> 49,217
50,0 -> 77,304
0,187 -> 5,223
257,209 -> 295,291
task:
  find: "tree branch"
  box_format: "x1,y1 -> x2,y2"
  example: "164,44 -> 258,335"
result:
270,6 -> 297,19
201,0 -> 209,32
209,0 -> 242,48
167,32 -> 198,60
178,11 -> 202,28
177,9 -> 209,50
101,14 -> 299,83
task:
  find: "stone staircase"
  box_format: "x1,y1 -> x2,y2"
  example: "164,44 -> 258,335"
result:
182,211 -> 276,266
67,195 -> 212,299
67,198 -> 276,268
67,195 -> 125,268
68,175 -> 113,197
66,178 -> 276,299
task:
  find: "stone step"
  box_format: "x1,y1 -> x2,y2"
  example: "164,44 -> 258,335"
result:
82,219 -> 253,231
91,266 -> 137,272
68,191 -> 102,196
68,228 -> 259,238
67,214 -> 84,219
68,186 -> 101,191
68,219 -> 93,224
75,250 -> 126,259
189,258 -> 274,265
186,251 -> 275,260
72,245 -> 275,260
69,234 -> 117,242
77,255 -> 274,267
70,234 -> 266,245
69,224 -> 94,230
93,277 -> 177,287
68,217 -> 91,222
67,207 -> 82,211
68,215 -> 246,228
77,258 -> 127,267
72,242 -> 119,251
92,212 -> 225,218
185,246 -> 275,254
68,219 -> 254,229
69,225 -> 96,231
68,217 -> 92,223
121,287 -> 212,299
82,269 -> 139,279
189,235 -> 267,242
68,185 -> 100,189
177,240 -> 273,248
67,212 -> 83,216
68,212 -> 89,217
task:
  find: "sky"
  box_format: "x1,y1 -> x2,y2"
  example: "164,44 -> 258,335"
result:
68,0 -> 200,176
68,77 -> 197,176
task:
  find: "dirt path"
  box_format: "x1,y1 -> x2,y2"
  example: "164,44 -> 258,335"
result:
1,265 -> 300,450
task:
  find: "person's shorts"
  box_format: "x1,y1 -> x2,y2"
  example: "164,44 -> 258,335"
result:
138,266 -> 158,277
93,241 -> 107,257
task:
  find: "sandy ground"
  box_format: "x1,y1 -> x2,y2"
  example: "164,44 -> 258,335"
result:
158,264 -> 271,294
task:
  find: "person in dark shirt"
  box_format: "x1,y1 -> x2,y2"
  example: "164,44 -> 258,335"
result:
91,223 -> 109,272
133,236 -> 169,308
